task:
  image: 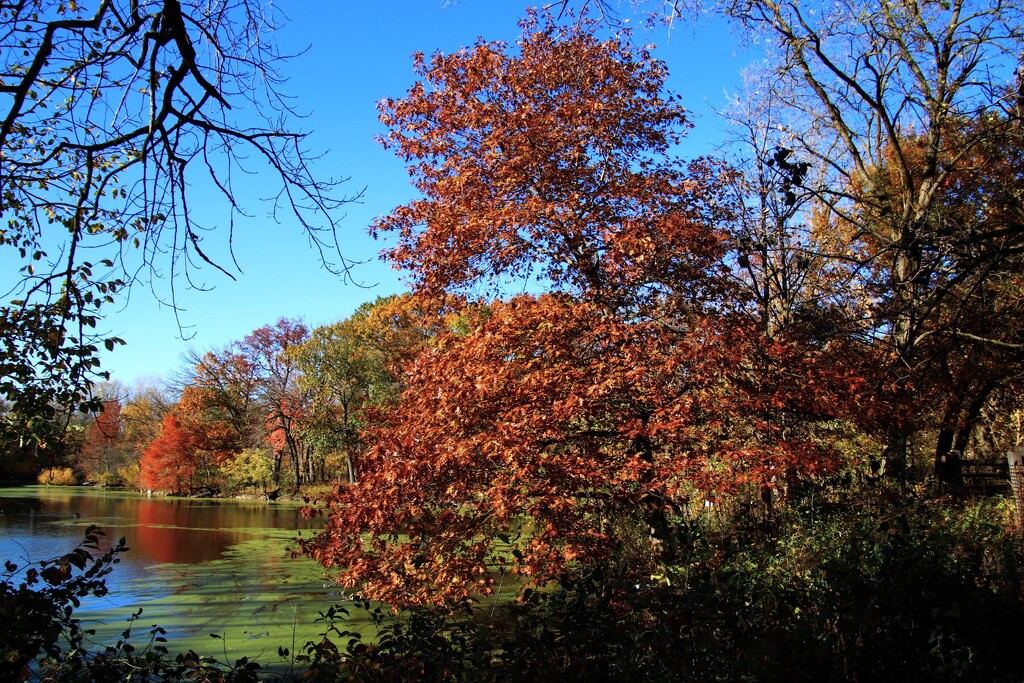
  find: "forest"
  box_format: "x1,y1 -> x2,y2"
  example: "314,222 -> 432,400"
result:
2,0 -> 1024,680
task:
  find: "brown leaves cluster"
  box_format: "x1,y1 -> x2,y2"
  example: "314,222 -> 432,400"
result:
305,291 -> 866,606
304,11 -> 873,608
372,12 -> 729,304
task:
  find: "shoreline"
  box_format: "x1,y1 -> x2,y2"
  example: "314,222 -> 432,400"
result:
1,480 -> 334,504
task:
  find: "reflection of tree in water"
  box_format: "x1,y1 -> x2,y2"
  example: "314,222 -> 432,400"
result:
0,498 -> 43,515
1,489 -> 316,570
1,488 -> 338,659
133,500 -> 237,565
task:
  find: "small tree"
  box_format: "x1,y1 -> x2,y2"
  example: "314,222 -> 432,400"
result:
220,447 -> 274,493
138,413 -> 195,494
78,399 -> 130,484
291,294 -> 447,484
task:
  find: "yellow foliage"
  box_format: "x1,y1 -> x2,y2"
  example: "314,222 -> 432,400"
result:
37,467 -> 77,486
118,462 -> 142,489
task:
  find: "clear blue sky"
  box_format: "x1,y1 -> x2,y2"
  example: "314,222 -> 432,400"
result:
98,2 -> 758,389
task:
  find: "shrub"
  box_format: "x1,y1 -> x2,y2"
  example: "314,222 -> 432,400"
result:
117,462 -> 141,489
36,467 -> 77,486
302,483 -> 1024,682
91,471 -> 122,487
0,526 -> 122,680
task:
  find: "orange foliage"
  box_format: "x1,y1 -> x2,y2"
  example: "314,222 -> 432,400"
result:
79,399 -> 124,478
304,11 -> 872,608
305,295 -> 867,607
176,386 -> 242,465
372,11 -> 730,305
138,413 -> 195,493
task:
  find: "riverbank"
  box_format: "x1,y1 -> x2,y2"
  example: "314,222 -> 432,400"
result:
11,478 -> 340,505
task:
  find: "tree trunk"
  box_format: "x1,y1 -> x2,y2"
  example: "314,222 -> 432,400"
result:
272,451 -> 283,487
953,384 -> 997,455
934,399 -> 961,477
290,437 -> 302,489
884,220 -> 926,484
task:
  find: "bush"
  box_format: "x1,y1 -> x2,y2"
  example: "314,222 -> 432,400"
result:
91,471 -> 122,487
302,484 -> 1024,682
117,462 -> 141,489
0,526 -> 122,680
220,448 -> 274,493
36,467 -> 77,486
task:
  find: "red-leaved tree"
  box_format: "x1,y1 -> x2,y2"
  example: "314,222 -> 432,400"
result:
138,413 -> 195,494
78,399 -> 126,481
307,295 -> 867,606
303,11 -> 869,608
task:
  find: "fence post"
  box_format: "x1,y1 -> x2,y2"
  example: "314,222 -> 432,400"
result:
1007,447 -> 1024,530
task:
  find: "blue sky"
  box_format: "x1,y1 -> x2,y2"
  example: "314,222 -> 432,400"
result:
98,1 -> 758,389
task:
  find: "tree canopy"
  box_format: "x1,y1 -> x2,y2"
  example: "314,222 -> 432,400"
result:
302,12 -> 873,608
0,0 -> 354,446
718,0 -> 1024,476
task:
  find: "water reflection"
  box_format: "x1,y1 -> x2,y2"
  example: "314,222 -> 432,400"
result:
0,486 -> 317,567
0,486 -> 338,658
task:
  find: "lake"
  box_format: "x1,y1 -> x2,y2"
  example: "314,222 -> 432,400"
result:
0,486 -> 370,666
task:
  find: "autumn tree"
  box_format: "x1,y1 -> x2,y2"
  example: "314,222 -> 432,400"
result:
219,446 -> 275,493
136,380 -> 256,494
184,346 -> 264,453
717,71 -> 859,340
370,10 -> 728,311
121,382 -> 172,458
144,345 -> 267,492
587,0 -> 1024,474
0,0 -> 354,450
875,121 -> 1024,468
240,319 -> 312,488
137,372 -> 272,493
171,386 -> 242,489
176,318 -> 314,489
711,0 -> 1024,477
138,413 -> 195,493
0,397 -> 79,477
309,296 -> 868,607
304,12 -> 867,608
291,294 -> 452,483
78,398 -> 128,483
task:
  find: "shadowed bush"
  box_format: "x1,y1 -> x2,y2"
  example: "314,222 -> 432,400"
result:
303,484 -> 1024,682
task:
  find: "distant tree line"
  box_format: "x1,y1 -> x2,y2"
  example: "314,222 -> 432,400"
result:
2,294 -> 441,494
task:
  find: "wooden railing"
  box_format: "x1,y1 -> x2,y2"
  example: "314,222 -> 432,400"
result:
960,460 -> 1010,495
937,456 -> 1010,497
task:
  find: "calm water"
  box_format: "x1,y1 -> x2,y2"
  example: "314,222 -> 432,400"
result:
0,486 -> 359,661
